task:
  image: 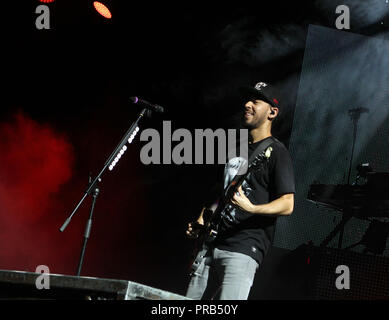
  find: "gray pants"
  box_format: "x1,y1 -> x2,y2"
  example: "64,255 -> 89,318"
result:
186,246 -> 259,300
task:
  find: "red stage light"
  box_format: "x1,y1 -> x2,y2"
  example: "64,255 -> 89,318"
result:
38,0 -> 55,3
93,1 -> 112,19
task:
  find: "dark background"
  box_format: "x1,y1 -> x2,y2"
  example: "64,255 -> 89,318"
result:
1,1 -> 388,296
277,24 -> 389,255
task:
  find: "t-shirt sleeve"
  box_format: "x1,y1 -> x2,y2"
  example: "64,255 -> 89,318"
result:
269,144 -> 295,198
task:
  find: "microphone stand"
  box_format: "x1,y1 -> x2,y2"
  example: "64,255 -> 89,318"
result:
60,107 -> 149,276
77,173 -> 100,276
337,108 -> 365,248
346,109 -> 362,185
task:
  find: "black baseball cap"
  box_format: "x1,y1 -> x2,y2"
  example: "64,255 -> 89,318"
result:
239,82 -> 282,109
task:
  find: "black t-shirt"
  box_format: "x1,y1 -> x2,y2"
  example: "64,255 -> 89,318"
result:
214,136 -> 295,264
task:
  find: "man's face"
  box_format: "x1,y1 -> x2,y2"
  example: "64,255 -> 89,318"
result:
243,98 -> 272,129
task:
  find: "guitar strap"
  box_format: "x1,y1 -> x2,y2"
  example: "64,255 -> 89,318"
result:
228,135 -> 278,189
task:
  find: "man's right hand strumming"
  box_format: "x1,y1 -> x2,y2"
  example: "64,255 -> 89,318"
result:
186,217 -> 205,239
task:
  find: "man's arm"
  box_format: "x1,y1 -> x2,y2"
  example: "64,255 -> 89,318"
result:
250,193 -> 294,216
231,185 -> 294,216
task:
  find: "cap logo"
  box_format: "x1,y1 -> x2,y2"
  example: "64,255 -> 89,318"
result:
255,82 -> 268,90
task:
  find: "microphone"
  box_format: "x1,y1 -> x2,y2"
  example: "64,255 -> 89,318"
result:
130,96 -> 165,113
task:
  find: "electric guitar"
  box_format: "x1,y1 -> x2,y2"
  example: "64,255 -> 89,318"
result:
191,145 -> 274,245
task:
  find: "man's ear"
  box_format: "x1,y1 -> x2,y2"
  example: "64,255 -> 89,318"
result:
269,107 -> 279,120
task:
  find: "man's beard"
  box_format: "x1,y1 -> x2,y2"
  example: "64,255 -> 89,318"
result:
241,115 -> 266,129
242,121 -> 255,129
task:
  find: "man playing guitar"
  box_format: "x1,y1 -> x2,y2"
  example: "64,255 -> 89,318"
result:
185,82 -> 295,300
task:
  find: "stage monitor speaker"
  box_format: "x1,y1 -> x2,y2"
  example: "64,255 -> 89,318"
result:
309,246 -> 389,300
250,244 -> 389,300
